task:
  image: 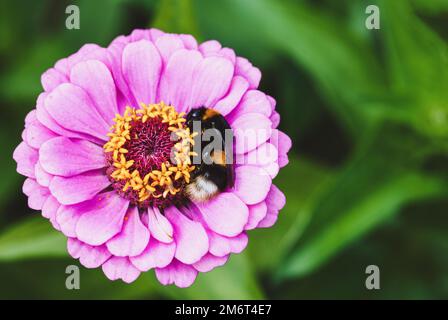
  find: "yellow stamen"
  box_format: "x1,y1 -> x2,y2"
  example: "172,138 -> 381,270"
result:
104,102 -> 197,203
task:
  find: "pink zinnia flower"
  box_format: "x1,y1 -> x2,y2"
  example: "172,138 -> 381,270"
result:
13,29 -> 291,287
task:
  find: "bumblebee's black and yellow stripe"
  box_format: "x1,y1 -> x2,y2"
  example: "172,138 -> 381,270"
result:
185,107 -> 234,202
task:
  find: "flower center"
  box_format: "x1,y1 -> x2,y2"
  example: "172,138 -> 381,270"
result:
104,102 -> 197,208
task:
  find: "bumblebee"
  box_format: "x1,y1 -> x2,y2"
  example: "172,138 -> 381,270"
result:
185,107 -> 234,202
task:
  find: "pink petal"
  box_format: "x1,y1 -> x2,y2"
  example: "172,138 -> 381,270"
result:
147,207 -> 174,243
102,256 -> 140,283
155,260 -> 198,288
75,191 -> 130,246
245,201 -> 267,230
39,137 -> 105,177
235,57 -> 261,89
13,142 -> 38,178
41,68 -> 68,92
270,111 -> 280,129
67,238 -> 111,268
42,195 -> 61,230
213,76 -> 249,116
228,90 -> 272,122
106,206 -> 150,257
54,57 -> 70,75
42,195 -> 60,219
122,40 -> 162,104
21,128 -> 27,142
130,239 -> 176,271
35,161 -> 52,187
208,231 -> 248,257
50,220 -> 61,231
270,130 -> 292,168
189,56 -> 234,109
70,60 -> 118,124
149,28 -> 165,41
66,44 -> 108,72
128,29 -> 153,42
67,44 -> 111,69
22,178 -> 37,196
106,41 -> 137,111
36,93 -> 102,144
25,122 -> 57,149
199,40 -> 222,54
154,34 -> 185,64
235,142 -> 278,166
258,212 -> 278,228
165,206 -> 208,265
266,184 -> 286,211
110,35 -> 127,46
232,113 -> 272,154
200,43 -> 236,62
260,161 -> 280,179
195,192 -> 248,237
22,178 -> 49,210
50,217 -> 61,231
158,49 -> 202,113
258,185 -> 286,228
25,109 -> 38,127
67,238 -> 84,258
193,253 -> 228,273
179,34 -> 198,50
56,204 -> 84,237
44,83 -> 110,141
216,48 -> 236,64
49,170 -> 110,205
233,166 -> 271,205
267,95 -> 276,111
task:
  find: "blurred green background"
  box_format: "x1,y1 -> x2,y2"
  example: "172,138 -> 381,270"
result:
0,0 -> 448,299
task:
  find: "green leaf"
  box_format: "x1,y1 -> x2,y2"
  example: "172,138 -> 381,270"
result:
411,0 -> 448,15
196,0 -> 386,136
381,0 -> 448,92
380,0 -> 448,138
152,0 -> 200,39
274,121 -> 448,281
279,173 -> 446,280
0,217 -> 263,299
0,39 -> 67,103
0,216 -> 67,261
248,156 -> 334,273
0,138 -> 21,213
72,0 -> 127,45
0,259 -> 160,299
